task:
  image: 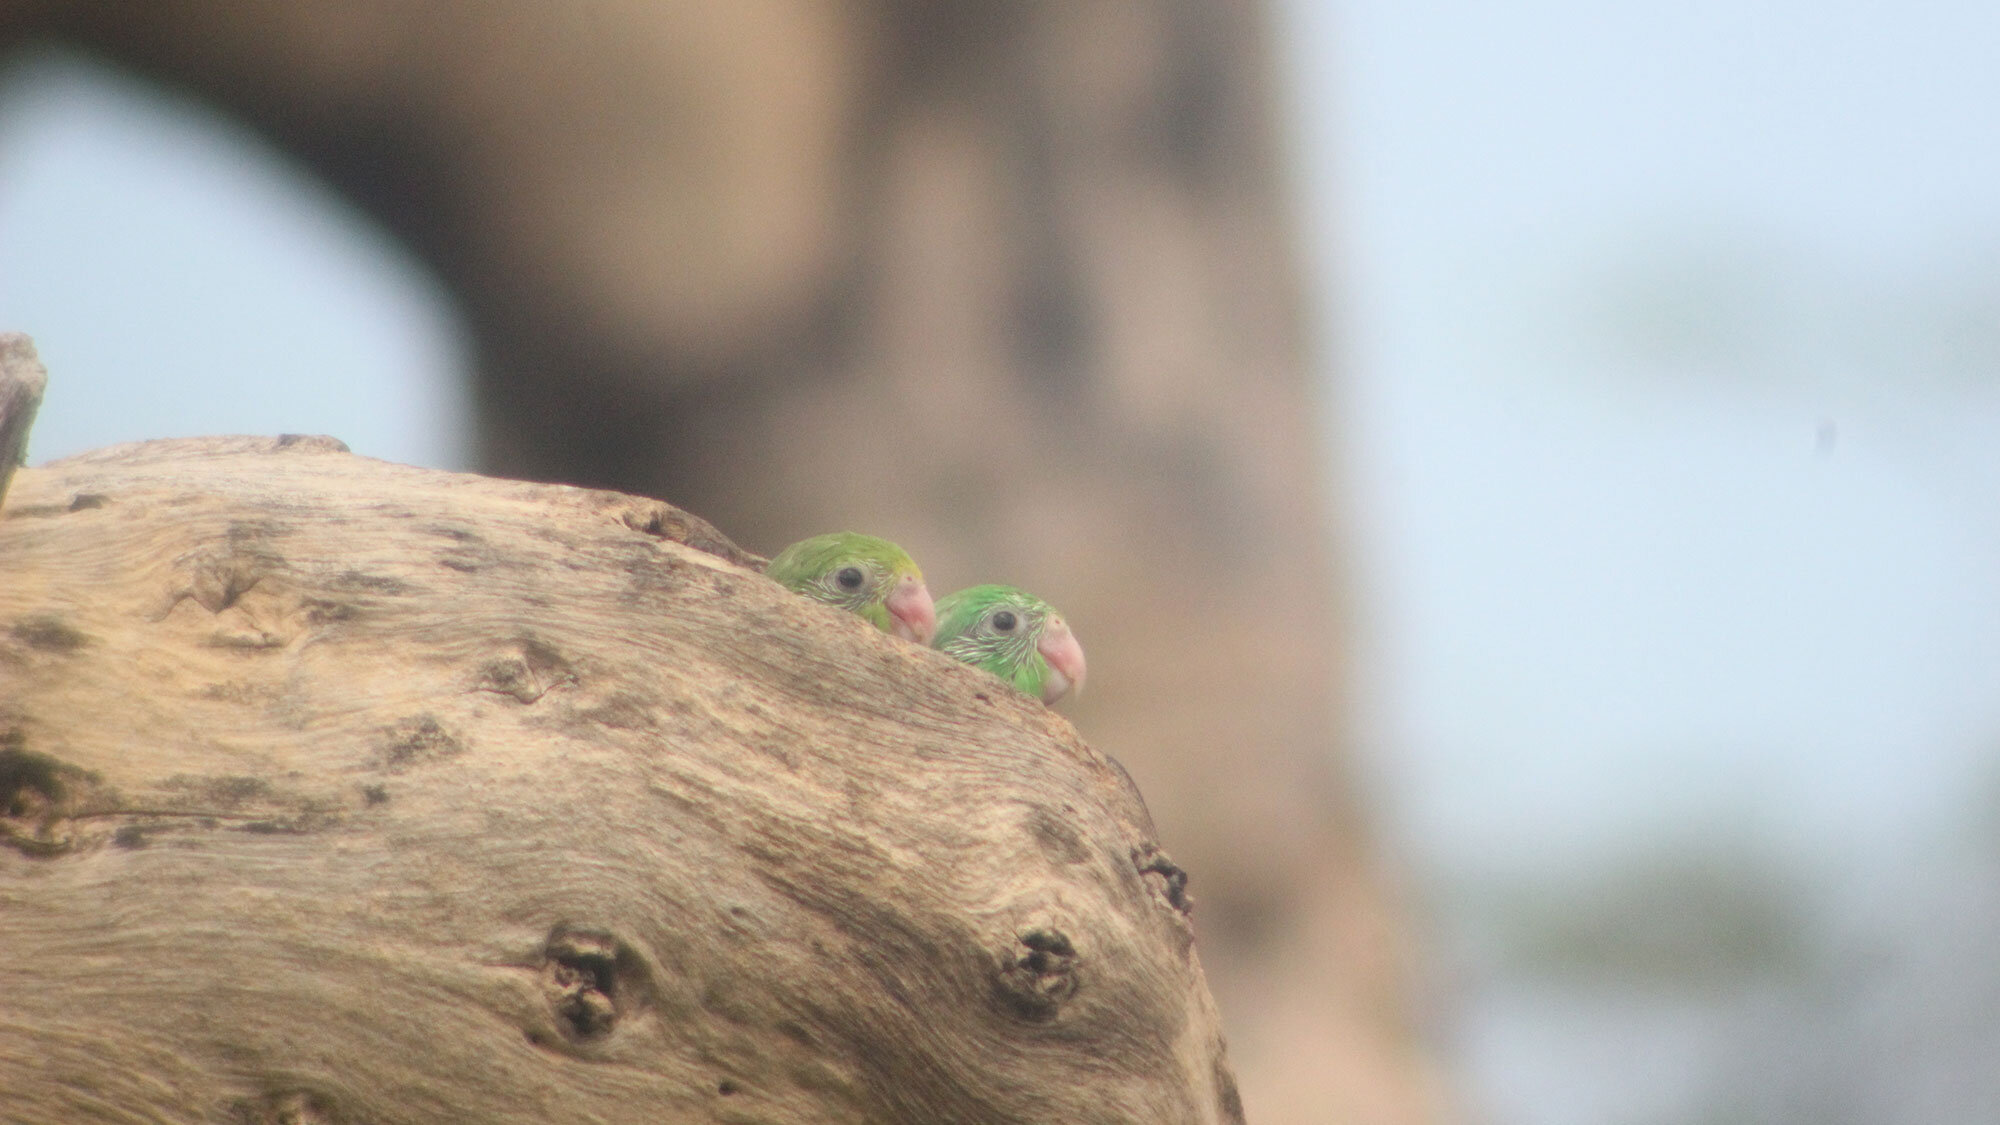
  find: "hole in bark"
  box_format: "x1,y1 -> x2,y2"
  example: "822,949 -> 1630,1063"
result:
994,927 -> 1078,1022
561,985 -> 617,1037
717,1079 -> 740,1096
0,739 -> 79,856
542,924 -> 649,1041
615,500 -> 758,567
113,825 -> 149,848
475,637 -> 577,703
1134,844 -> 1192,915
0,738 -> 61,807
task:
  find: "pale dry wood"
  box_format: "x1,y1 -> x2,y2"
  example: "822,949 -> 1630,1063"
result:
0,332 -> 46,509
0,436 -> 1241,1124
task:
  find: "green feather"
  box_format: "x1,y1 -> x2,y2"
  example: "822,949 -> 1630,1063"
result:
765,532 -> 925,636
932,584 -> 1069,701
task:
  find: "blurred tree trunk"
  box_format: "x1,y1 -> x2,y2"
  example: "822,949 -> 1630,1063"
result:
0,4 -> 1449,1119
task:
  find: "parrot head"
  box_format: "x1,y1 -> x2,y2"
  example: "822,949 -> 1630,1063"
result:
932,584 -> 1086,704
765,532 -> 936,644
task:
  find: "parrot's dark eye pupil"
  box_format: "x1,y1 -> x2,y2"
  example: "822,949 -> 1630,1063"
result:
992,610 -> 1017,632
836,567 -> 865,590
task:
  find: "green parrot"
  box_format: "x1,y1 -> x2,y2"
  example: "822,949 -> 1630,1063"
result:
765,532 -> 937,644
931,584 -> 1087,704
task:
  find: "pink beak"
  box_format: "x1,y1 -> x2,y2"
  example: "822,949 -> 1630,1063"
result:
885,573 -> 937,645
1035,616 -> 1087,703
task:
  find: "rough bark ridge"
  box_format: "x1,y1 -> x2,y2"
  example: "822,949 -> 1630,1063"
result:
0,433 -> 1241,1124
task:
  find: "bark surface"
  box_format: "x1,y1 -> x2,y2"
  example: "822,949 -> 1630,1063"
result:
0,435 -> 1240,1124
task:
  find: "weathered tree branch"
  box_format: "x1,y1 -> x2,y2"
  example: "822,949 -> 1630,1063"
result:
0,332 -> 46,509
0,434 -> 1241,1123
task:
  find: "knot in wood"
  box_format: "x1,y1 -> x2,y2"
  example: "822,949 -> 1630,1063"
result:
1134,844 -> 1192,916
473,637 -> 577,703
994,927 -> 1079,1022
0,740 -> 81,857
541,926 -> 642,1042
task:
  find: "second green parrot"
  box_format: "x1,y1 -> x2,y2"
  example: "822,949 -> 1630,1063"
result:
765,532 -> 936,644
932,584 -> 1086,704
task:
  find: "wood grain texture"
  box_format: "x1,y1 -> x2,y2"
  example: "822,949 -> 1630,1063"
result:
0,436 -> 1241,1124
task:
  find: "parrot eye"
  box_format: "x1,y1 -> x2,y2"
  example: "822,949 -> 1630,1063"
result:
835,566 -> 866,591
990,609 -> 1018,633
